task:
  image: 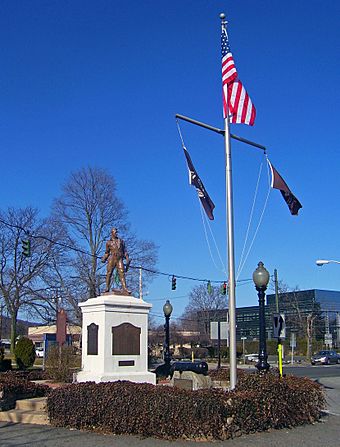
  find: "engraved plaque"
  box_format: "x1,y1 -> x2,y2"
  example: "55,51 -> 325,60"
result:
119,360 -> 135,367
87,323 -> 99,355
112,323 -> 141,355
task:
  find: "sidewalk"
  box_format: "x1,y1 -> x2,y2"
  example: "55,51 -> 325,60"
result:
0,415 -> 339,447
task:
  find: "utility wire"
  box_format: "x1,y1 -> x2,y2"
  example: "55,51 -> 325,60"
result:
0,217 -> 251,285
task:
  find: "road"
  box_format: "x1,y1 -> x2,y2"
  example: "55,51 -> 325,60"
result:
244,361 -> 340,379
285,363 -> 340,378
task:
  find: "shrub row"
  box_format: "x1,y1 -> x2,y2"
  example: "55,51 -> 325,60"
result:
0,359 -> 12,372
209,367 -> 247,381
0,371 -> 49,398
0,346 -> 11,372
0,371 -> 50,411
234,372 -> 326,432
27,369 -> 49,381
47,372 -> 326,440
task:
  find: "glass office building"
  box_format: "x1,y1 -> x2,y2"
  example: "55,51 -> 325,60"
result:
201,289 -> 340,347
266,289 -> 340,345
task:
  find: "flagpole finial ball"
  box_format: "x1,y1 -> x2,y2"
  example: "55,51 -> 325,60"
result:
219,13 -> 226,19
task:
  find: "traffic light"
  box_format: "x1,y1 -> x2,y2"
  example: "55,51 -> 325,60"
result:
21,239 -> 31,257
207,280 -> 212,295
171,275 -> 176,290
221,282 -> 227,295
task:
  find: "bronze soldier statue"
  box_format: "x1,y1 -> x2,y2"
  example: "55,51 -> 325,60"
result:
101,228 -> 130,294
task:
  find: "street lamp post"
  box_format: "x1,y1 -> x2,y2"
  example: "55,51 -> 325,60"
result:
163,300 -> 173,373
253,261 -> 270,372
316,259 -> 340,266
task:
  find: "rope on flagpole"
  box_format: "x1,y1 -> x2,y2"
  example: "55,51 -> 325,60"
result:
236,154 -> 272,279
236,160 -> 264,279
199,197 -> 228,276
176,119 -> 186,148
198,198 -> 221,272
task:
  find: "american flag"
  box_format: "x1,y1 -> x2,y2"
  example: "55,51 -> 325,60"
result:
221,22 -> 256,126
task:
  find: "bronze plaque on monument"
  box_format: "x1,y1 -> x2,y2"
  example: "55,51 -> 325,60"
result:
87,323 -> 99,355
112,323 -> 141,355
119,360 -> 135,367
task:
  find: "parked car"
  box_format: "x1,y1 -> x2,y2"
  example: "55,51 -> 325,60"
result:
245,353 -> 259,363
35,347 -> 44,358
311,350 -> 340,365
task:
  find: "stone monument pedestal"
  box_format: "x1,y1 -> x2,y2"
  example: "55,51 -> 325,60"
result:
171,371 -> 212,391
76,293 -> 156,385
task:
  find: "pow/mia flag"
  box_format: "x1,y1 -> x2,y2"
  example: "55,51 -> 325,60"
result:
182,146 -> 215,220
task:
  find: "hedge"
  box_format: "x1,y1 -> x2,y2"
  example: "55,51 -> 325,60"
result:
0,371 -> 49,395
0,371 -> 50,411
47,372 -> 326,440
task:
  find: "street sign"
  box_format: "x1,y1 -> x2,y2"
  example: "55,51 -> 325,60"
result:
324,333 -> 332,348
290,332 -> 296,348
210,321 -> 229,340
272,313 -> 286,339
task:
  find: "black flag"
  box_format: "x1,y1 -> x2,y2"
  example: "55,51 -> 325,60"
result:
268,159 -> 302,216
182,147 -> 215,220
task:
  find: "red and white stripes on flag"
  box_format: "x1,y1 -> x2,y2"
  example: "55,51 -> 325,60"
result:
221,22 -> 256,126
222,51 -> 237,85
226,80 -> 256,125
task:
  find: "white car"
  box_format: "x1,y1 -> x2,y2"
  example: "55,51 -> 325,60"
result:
245,353 -> 259,363
35,347 -> 44,358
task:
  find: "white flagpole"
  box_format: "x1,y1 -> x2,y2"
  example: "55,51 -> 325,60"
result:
220,12 -> 237,389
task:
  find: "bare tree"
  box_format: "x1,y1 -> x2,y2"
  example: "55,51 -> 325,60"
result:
274,282 -> 322,359
179,284 -> 227,342
32,244 -> 83,325
53,166 -> 158,305
0,207 -> 67,350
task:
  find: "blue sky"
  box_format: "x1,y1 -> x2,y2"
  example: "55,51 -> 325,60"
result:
1,1 -> 340,324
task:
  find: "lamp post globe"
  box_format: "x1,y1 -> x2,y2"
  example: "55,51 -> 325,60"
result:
253,261 -> 270,289
253,261 -> 270,372
163,300 -> 173,317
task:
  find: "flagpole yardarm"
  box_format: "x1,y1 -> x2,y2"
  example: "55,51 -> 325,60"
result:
221,12 -> 237,390
175,114 -> 266,151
